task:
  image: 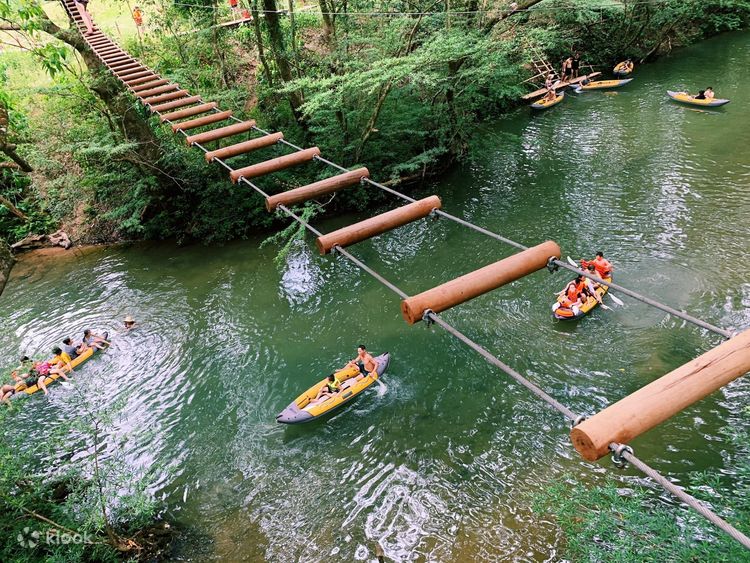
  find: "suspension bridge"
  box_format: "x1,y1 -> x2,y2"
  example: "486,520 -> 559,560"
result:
60,0 -> 750,550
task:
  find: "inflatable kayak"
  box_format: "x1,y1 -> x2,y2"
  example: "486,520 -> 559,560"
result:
530,92 -> 564,110
613,62 -> 633,76
576,78 -> 633,91
13,336 -> 108,397
553,277 -> 612,320
276,353 -> 390,424
666,91 -> 730,107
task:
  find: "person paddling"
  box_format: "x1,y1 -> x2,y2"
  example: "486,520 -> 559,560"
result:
581,251 -> 612,279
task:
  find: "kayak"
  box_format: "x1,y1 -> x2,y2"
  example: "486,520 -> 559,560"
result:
613,62 -> 633,76
13,335 -> 108,396
530,92 -> 564,110
575,78 -> 633,91
553,277 -> 612,321
666,90 -> 730,107
276,353 -> 390,424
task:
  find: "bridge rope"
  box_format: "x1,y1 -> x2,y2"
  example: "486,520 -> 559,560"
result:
61,0 -> 749,549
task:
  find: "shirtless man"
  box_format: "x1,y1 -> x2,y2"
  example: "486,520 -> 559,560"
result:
347,344 -> 377,381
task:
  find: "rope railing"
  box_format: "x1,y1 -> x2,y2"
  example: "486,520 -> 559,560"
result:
62,2 -> 749,550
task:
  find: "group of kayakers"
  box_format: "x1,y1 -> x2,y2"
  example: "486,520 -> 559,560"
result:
553,252 -> 613,316
2,315 -> 137,403
312,345 -> 377,403
1,330 -> 108,401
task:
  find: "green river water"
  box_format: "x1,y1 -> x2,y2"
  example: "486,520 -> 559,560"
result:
2,31 -> 750,562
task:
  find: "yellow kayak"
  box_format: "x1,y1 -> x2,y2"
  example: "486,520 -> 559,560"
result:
576,78 -> 633,91
530,92 -> 564,110
667,91 -> 730,107
553,277 -> 612,320
276,353 -> 390,424
13,338 -> 107,396
613,61 -> 633,76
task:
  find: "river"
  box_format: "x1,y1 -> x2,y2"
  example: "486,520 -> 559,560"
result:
2,31 -> 749,562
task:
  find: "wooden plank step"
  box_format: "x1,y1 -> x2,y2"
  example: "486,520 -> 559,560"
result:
119,70 -> 153,81
229,147 -> 320,183
159,102 -> 218,123
127,74 -> 162,86
151,96 -> 202,113
171,111 -> 233,132
185,120 -> 256,146
265,167 -> 368,211
136,84 -> 179,98
131,79 -> 169,93
204,131 -> 283,162
142,90 -> 189,105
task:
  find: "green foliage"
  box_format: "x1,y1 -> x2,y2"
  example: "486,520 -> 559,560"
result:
1,0 -> 748,246
0,387 -> 161,562
535,403 -> 750,562
260,202 -> 321,264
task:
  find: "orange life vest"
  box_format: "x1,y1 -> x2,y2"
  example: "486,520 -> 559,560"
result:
593,256 -> 611,277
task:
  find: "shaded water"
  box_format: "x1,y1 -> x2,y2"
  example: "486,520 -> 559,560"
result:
2,32 -> 750,561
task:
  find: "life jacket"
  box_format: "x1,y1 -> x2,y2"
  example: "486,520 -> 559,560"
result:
326,377 -> 341,392
593,256 -> 612,277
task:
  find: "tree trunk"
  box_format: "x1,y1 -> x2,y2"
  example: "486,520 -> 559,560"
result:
318,0 -> 336,42
261,0 -> 306,127
251,0 -> 275,87
0,193 -> 29,221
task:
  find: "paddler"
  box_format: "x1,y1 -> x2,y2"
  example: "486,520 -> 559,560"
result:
581,251 -> 612,279
347,345 -> 377,380
314,373 -> 341,402
582,264 -> 604,305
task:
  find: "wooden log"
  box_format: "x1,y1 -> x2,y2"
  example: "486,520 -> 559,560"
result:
109,58 -> 139,67
204,132 -> 283,162
136,84 -> 179,98
229,147 -> 320,183
112,63 -> 143,73
150,96 -> 201,113
160,102 -> 218,123
127,74 -> 162,86
401,240 -> 561,324
171,111 -> 232,132
143,90 -> 188,105
131,79 -> 170,93
120,70 -> 153,81
316,195 -> 440,255
105,57 -> 133,67
185,120 -> 256,146
266,167 -> 369,211
570,328 -> 750,461
97,47 -> 123,56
